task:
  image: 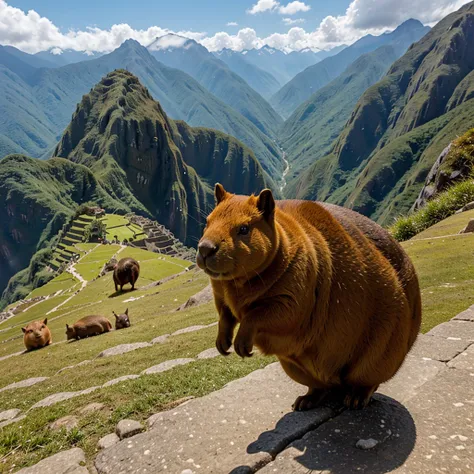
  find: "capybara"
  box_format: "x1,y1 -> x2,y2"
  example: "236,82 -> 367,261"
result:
113,308 -> 131,330
66,315 -> 112,340
197,184 -> 421,411
22,319 -> 52,351
113,258 -> 140,292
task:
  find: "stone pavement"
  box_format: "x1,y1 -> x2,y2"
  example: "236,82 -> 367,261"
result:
20,305 -> 474,473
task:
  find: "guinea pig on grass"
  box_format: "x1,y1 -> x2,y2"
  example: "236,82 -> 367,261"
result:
113,308 -> 131,330
113,258 -> 140,292
66,315 -> 112,340
22,319 -> 52,351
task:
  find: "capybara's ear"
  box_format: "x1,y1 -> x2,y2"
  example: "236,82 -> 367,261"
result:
22,327 -> 26,334
66,324 -> 69,329
125,308 -> 129,316
257,189 -> 275,220
215,183 -> 228,205
43,318 -> 48,326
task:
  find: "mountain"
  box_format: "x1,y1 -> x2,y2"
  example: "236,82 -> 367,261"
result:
241,45 -> 344,87
34,48 -> 103,66
0,153 -> 136,298
1,45 -> 56,68
281,40 -> 416,192
214,48 -> 281,99
271,19 -> 431,118
294,1 -> 474,224
147,34 -> 283,138
0,70 -> 271,296
0,40 -> 282,179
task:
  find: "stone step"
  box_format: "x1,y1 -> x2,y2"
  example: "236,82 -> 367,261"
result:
94,348 -> 445,474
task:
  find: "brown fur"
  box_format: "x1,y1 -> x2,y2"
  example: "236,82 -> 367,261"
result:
113,308 -> 131,330
113,258 -> 140,292
197,184 -> 422,410
66,315 -> 112,340
22,319 -> 52,351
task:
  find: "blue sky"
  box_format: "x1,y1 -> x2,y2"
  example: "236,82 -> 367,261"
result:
9,1 -> 348,37
0,0 -> 470,53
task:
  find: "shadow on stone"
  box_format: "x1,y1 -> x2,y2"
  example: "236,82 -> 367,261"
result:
232,394 -> 416,474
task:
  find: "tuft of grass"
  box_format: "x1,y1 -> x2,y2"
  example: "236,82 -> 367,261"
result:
390,179 -> 474,241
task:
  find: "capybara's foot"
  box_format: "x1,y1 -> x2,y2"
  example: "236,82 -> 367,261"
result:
292,389 -> 330,411
343,385 -> 378,410
216,332 -> 233,356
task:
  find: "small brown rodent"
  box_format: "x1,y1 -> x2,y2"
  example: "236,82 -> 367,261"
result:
197,184 -> 421,411
113,258 -> 140,292
22,319 -> 52,351
66,315 -> 112,340
113,308 -> 131,330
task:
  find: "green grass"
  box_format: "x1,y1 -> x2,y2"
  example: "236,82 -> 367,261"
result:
403,231 -> 474,333
27,274 -> 79,299
390,179 -> 474,241
0,355 -> 274,472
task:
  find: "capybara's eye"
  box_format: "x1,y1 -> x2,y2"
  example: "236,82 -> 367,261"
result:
238,225 -> 250,235
41,326 -> 45,329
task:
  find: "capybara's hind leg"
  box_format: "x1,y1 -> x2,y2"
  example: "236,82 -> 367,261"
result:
279,358 -> 331,411
344,385 -> 379,410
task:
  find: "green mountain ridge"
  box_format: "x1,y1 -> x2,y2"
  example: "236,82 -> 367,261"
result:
0,40 -> 282,180
214,48 -> 282,99
148,35 -> 283,139
271,19 -> 431,118
0,70 -> 271,298
294,1 -> 474,224
281,44 -> 404,193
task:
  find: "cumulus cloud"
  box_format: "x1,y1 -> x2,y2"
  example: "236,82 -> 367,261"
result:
0,0 -> 471,54
226,22 -> 238,26
282,18 -> 305,25
247,0 -> 279,15
0,0 -> 204,53
278,2 -> 311,15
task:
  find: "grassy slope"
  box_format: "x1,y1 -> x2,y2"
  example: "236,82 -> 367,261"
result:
402,210 -> 474,332
1,212 -> 473,470
0,244 -> 275,471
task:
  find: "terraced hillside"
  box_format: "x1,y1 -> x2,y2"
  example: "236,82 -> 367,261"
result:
1,210 -> 473,471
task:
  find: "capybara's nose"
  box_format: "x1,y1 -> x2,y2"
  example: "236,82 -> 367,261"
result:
198,239 -> 218,259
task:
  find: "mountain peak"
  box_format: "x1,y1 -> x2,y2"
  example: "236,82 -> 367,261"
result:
148,34 -> 199,52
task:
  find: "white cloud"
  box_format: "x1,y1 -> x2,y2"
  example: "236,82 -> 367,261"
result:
0,0 -> 471,54
282,18 -> 305,25
226,22 -> 238,26
278,2 -> 311,15
247,0 -> 279,15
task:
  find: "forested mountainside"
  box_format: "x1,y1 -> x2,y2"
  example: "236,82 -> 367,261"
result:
293,2 -> 474,225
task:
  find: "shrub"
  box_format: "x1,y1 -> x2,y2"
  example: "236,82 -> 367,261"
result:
390,179 -> 474,241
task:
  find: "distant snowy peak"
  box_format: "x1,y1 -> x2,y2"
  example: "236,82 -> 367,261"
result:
148,34 -> 197,52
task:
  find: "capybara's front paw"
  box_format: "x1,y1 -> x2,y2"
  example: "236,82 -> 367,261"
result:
343,385 -> 378,410
234,325 -> 255,358
216,332 -> 233,356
